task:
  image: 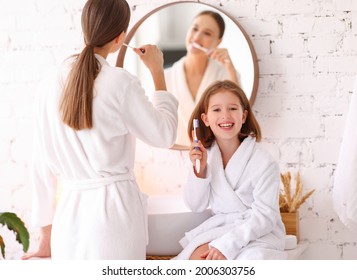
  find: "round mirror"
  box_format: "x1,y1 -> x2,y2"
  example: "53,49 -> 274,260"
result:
117,1 -> 258,148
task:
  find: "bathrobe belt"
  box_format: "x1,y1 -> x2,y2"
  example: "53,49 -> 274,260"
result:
59,171 -> 136,190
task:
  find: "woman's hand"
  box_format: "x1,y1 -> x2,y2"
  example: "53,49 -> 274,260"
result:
134,44 -> 164,71
134,44 -> 166,91
190,138 -> 207,178
22,225 -> 52,260
200,246 -> 227,260
209,48 -> 238,83
209,48 -> 232,65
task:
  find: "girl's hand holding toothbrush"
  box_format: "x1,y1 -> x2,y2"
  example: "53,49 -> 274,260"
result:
190,135 -> 207,178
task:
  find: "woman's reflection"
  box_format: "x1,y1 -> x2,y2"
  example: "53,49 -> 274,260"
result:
164,11 -> 241,146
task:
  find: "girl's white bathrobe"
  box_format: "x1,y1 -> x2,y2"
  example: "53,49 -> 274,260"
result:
31,54 -> 178,259
165,57 -> 239,146
176,137 -> 287,260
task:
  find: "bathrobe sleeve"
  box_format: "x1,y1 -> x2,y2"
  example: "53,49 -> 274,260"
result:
183,165 -> 212,212
31,77 -> 58,227
119,78 -> 178,148
209,162 -> 281,260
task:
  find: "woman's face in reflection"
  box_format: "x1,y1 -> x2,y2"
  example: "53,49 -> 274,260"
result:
185,14 -> 222,55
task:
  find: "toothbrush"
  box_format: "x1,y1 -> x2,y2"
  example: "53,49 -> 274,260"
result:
123,43 -> 145,54
192,42 -> 210,54
192,42 -> 229,63
193,119 -> 200,173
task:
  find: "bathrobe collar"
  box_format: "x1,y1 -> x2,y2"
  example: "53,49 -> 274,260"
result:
211,136 -> 256,189
94,53 -> 110,67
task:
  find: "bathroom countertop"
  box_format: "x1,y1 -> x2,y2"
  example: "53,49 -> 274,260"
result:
286,241 -> 309,260
30,243 -> 309,260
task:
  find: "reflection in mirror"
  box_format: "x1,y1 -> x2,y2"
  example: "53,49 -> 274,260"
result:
117,2 -> 258,147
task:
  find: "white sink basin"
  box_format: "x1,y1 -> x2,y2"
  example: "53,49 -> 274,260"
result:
146,194 -> 212,256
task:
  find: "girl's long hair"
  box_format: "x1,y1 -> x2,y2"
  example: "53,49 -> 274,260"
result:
188,80 -> 261,148
59,0 -> 130,130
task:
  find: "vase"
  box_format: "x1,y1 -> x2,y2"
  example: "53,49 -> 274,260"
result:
280,211 -> 300,241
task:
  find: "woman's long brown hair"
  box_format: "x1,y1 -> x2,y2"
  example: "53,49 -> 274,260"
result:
59,0 -> 130,130
187,80 -> 262,148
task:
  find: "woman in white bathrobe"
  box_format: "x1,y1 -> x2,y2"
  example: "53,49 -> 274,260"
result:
22,0 -> 178,260
176,80 -> 286,260
164,11 -> 240,146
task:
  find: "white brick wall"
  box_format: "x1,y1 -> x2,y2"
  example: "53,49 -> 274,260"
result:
0,0 -> 356,260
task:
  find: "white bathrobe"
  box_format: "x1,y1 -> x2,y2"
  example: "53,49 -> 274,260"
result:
31,54 -> 178,259
333,78 -> 357,233
165,57 -> 237,146
175,137 -> 287,260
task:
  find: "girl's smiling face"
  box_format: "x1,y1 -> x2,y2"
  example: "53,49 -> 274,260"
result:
186,14 -> 221,54
201,90 -> 248,145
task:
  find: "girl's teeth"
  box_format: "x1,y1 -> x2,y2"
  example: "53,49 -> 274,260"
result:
219,123 -> 233,128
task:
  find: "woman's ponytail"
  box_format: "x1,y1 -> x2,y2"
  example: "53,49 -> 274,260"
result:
59,0 -> 130,130
59,45 -> 100,130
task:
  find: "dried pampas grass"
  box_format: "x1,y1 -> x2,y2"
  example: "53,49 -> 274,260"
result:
279,171 -> 315,213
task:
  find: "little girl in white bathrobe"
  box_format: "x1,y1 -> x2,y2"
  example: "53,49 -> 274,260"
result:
175,80 -> 286,260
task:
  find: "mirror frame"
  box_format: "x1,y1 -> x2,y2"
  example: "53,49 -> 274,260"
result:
116,0 -> 259,105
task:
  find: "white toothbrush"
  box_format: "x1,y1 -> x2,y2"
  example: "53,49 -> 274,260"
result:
192,42 -> 209,54
193,119 -> 200,173
192,42 -> 229,63
123,43 -> 145,54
